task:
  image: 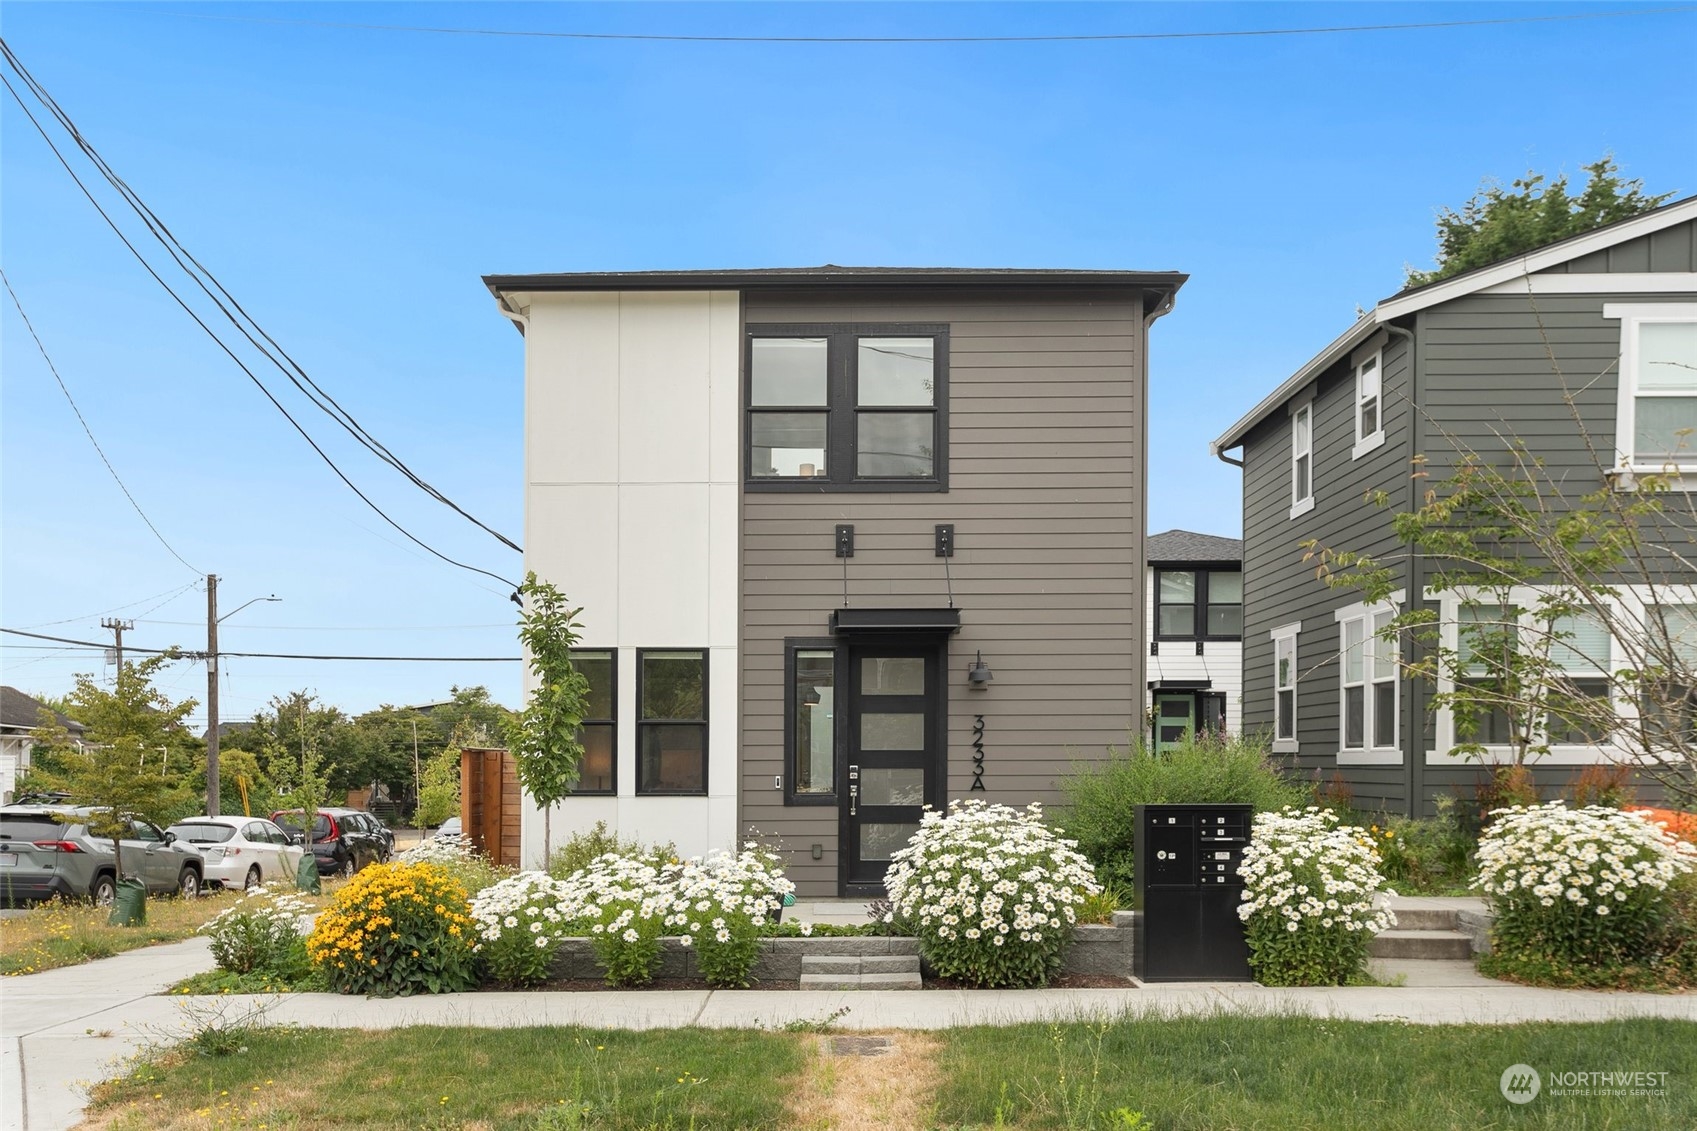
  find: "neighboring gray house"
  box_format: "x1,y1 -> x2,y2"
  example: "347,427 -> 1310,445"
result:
485,266 -> 1185,894
1212,196 -> 1697,813
1145,530 -> 1242,750
0,686 -> 86,804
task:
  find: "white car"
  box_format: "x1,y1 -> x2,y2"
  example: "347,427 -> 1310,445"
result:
166,816 -> 305,890
435,816 -> 462,839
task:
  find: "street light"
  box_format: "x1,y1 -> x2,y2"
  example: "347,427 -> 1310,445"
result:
206,575 -> 280,815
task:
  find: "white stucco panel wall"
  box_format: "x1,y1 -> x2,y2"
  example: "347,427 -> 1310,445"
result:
520,290 -> 740,865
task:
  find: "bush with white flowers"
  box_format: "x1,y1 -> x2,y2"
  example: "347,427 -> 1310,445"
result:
553,853 -> 679,986
397,833 -> 480,865
666,844 -> 796,987
1237,807 -> 1396,986
199,884 -> 312,975
884,800 -> 1098,988
1474,802 -> 1697,969
469,871 -> 575,986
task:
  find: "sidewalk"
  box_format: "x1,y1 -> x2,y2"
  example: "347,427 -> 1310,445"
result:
6,901 -> 1696,1131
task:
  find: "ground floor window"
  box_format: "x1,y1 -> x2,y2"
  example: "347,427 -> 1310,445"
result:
566,649 -> 616,794
786,641 -> 837,804
636,650 -> 708,795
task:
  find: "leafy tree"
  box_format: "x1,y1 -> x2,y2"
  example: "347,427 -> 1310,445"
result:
505,572 -> 592,868
415,720 -> 479,829
1405,157 -> 1674,288
24,654 -> 198,880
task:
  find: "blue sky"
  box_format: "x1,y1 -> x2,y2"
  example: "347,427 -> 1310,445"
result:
3,1 -> 1694,723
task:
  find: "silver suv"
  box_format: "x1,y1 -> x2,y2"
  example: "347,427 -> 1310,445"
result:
0,804 -> 206,905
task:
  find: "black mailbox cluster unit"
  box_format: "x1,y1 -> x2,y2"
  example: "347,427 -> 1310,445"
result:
1134,803 -> 1254,982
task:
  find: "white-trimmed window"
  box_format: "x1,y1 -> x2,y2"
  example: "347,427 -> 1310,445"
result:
1455,602 -> 1517,746
1606,303 -> 1697,473
1289,401 -> 1314,518
1271,622 -> 1301,752
1352,349 -> 1384,458
1335,602 -> 1399,761
1546,610 -> 1612,746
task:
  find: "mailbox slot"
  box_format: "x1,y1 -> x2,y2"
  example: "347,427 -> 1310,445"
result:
1134,803 -> 1255,982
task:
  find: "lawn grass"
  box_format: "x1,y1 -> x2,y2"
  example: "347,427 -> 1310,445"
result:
88,1025 -> 806,1130
937,1015 -> 1697,1129
1,885 -> 334,977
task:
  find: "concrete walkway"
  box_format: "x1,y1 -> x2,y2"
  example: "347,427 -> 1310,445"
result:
6,904 -> 1696,1131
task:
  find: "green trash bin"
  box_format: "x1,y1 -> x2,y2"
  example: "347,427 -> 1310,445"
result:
108,878 -> 147,926
295,854 -> 321,894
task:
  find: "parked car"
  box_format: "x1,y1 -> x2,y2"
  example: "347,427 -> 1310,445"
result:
166,815 -> 306,890
434,816 -> 462,840
268,808 -> 391,878
0,803 -> 205,905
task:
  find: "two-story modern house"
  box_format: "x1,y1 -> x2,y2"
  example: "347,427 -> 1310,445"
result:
486,266 -> 1185,894
1145,530 -> 1242,750
1212,197 -> 1697,813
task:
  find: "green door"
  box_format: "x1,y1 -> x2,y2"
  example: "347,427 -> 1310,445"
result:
1154,694 -> 1195,752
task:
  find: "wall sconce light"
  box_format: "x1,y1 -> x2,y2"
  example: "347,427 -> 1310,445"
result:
803,686 -> 821,706
967,650 -> 994,688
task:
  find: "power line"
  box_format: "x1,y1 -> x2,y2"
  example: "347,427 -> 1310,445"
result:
180,6 -> 1697,44
0,38 -> 522,560
2,270 -> 202,576
139,620 -> 513,631
18,580 -> 201,630
2,627 -> 521,662
0,64 -> 518,594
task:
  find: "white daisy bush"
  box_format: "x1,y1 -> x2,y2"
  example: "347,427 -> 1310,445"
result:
666,844 -> 797,988
553,853 -> 677,986
468,871 -> 575,986
1474,803 -> 1697,968
1237,807 -> 1396,986
397,833 -> 480,865
199,884 -> 313,975
884,800 -> 1099,987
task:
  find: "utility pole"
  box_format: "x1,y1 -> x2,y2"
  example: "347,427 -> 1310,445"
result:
206,574 -> 220,815
100,618 -> 134,672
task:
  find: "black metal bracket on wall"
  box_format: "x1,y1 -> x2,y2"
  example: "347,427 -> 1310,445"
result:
835,524 -> 855,557
934,524 -> 955,557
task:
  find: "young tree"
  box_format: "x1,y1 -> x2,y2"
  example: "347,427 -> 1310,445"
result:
25,653 -> 198,881
1405,156 -> 1673,288
414,719 -> 478,829
505,572 -> 591,868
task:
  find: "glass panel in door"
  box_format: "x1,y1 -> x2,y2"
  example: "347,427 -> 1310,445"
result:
844,644 -> 942,890
1154,694 -> 1195,753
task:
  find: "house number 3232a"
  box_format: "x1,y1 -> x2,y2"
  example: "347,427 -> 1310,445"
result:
971,715 -> 986,791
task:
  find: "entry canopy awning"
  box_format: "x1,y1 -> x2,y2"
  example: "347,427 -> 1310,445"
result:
1148,679 -> 1213,690
830,607 -> 962,635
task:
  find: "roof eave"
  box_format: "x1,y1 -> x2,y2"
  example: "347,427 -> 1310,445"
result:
1210,313 -> 1380,455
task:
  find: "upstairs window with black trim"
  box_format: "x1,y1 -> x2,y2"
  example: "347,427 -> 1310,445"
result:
786,643 -> 837,804
636,650 -> 707,795
568,649 -> 616,795
1155,569 -> 1243,640
747,325 -> 947,490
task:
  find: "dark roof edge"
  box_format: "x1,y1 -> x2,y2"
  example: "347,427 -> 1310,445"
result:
484,267 -> 1188,294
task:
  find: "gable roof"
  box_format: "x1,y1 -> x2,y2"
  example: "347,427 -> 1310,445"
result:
1147,529 -> 1242,565
0,686 -> 85,736
1211,194 -> 1697,455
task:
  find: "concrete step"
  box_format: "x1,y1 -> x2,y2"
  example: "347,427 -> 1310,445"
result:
1370,929 -> 1474,960
799,975 -> 866,990
1387,908 -> 1459,931
860,954 -> 921,974
800,955 -> 862,975
858,971 -> 923,990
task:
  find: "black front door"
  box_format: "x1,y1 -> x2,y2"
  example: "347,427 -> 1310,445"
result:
841,641 -> 946,893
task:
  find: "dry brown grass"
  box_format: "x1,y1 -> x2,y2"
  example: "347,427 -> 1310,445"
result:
2,885 -> 335,976
785,1030 -> 943,1131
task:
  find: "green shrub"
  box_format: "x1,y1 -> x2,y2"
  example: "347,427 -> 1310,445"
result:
397,834 -> 509,897
670,846 -> 792,988
1368,797 -> 1476,894
468,871 -> 573,987
305,861 -> 478,996
1055,732 -> 1306,891
548,820 -> 677,880
197,885 -> 312,976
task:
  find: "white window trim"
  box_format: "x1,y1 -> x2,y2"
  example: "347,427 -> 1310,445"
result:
1332,597 -> 1402,765
1289,399 -> 1314,519
1351,348 -> 1386,459
1605,303 -> 1697,488
1424,586 -> 1647,767
1271,620 -> 1302,753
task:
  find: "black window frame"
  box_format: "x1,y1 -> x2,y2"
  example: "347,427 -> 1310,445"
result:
784,638 -> 841,806
567,647 -> 618,796
745,322 -> 949,493
634,648 -> 709,796
1153,565 -> 1243,641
